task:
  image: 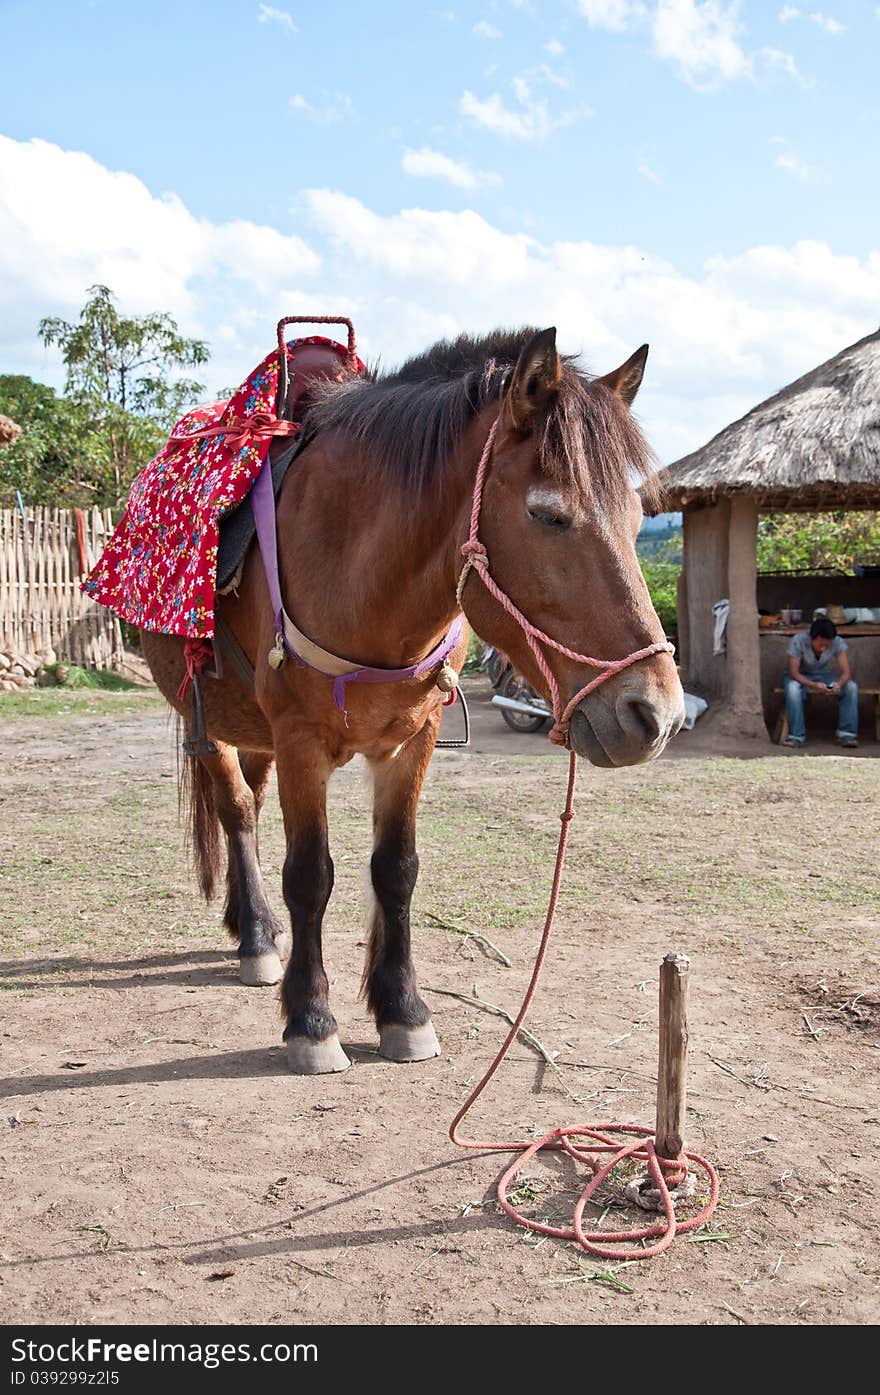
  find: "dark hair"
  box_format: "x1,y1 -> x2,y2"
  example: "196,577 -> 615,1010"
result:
306,326 -> 656,513
810,616 -> 837,640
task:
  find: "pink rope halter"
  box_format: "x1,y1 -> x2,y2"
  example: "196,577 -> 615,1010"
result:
456,417 -> 674,746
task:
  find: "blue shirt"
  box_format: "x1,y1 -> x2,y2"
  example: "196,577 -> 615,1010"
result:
786,632 -> 848,679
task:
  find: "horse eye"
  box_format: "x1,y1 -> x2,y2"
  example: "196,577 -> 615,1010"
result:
527,503 -> 572,531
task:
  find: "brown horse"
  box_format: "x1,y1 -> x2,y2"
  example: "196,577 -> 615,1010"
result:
140,326 -> 684,1074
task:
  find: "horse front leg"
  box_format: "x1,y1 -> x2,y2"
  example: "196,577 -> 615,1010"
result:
365,717 -> 441,1063
276,742 -> 348,1075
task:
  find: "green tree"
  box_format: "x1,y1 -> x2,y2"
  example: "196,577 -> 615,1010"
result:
757,512 -> 880,572
38,284 -> 209,503
639,559 -> 680,636
0,375 -> 106,507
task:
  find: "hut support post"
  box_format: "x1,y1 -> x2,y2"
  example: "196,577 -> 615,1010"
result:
676,560 -> 690,680
721,496 -> 768,739
680,502 -> 729,697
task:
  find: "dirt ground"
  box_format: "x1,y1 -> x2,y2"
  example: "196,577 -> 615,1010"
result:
1,677 -> 878,1327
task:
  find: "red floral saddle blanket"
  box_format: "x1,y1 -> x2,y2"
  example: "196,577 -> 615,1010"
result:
83,336 -> 363,638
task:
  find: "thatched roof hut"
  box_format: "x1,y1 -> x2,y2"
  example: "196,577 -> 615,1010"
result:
656,328 -> 880,512
647,328 -> 880,741
0,413 -> 21,447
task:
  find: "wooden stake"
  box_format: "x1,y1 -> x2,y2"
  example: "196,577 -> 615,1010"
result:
655,952 -> 690,1162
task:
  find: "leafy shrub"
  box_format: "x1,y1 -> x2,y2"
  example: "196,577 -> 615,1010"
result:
757,512 -> 880,572
639,560 -> 680,636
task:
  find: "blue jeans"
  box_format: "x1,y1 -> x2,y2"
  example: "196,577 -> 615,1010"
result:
783,675 -> 859,743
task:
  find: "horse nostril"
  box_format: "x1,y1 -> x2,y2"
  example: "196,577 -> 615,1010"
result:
619,696 -> 662,744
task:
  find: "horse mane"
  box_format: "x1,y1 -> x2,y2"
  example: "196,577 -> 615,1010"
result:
306,326 -> 658,514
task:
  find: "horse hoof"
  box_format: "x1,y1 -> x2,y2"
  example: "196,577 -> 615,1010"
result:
286,1034 -> 351,1075
239,952 -> 283,987
378,1021 -> 441,1063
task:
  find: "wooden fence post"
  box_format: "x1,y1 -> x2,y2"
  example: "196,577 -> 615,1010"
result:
0,504 -> 122,669
655,952 -> 690,1164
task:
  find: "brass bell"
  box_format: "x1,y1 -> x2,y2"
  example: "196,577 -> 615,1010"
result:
436,662 -> 459,693
267,633 -> 285,670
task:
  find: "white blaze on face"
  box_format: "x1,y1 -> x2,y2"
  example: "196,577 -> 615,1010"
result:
526,486 -> 568,514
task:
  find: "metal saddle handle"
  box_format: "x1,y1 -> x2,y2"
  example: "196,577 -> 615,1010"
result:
276,315 -> 360,418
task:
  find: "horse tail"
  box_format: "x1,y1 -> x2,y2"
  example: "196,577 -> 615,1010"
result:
176,720 -> 222,901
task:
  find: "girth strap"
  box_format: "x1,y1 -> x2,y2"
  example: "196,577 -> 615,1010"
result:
214,614 -> 257,692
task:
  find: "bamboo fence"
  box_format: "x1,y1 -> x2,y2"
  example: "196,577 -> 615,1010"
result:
0,505 -> 124,669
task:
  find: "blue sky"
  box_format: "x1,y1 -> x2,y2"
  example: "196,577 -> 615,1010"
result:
1,1 -> 878,464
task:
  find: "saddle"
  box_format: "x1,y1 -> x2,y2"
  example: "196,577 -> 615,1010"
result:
83,323 -> 365,642
82,319 -> 365,754
217,337 -> 356,591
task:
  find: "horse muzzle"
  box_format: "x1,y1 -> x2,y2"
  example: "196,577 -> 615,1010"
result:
567,674 -> 686,767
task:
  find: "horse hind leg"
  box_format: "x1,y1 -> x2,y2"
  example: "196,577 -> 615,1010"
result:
232,750 -> 290,967
184,740 -> 286,986
364,720 -> 441,1064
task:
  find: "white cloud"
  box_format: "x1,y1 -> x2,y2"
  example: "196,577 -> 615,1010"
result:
576,0 -> 645,29
638,161 -> 663,183
302,188 -> 880,459
652,0 -> 752,86
779,6 -> 845,32
289,92 -> 353,124
808,9 -> 844,33
473,20 -> 502,38
652,4 -> 808,90
537,63 -> 570,89
761,47 -> 811,85
770,136 -> 813,181
774,151 -> 810,180
304,190 -> 537,291
257,4 -> 296,31
576,0 -> 805,88
401,147 -> 501,189
545,38 -> 565,54
0,136 -> 319,393
460,66 -> 587,141
461,90 -> 551,140
2,136 -> 879,466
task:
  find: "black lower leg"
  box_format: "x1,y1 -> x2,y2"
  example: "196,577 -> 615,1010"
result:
364,825 -> 430,1029
280,830 -> 337,1042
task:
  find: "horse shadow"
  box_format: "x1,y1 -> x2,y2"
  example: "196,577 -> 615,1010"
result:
0,1038 -> 403,1101
0,949 -> 240,992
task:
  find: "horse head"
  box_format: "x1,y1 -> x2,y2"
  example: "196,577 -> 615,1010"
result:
460,328 -> 685,767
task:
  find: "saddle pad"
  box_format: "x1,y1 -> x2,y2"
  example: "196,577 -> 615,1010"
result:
83,337 -> 360,639
216,431 -> 306,592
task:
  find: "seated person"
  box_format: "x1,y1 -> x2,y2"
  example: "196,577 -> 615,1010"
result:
783,616 -> 859,748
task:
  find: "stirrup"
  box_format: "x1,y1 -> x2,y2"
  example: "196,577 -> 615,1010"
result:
435,686 -> 471,749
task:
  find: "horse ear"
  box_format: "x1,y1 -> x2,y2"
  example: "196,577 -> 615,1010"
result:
504,327 -> 562,432
597,344 -> 649,407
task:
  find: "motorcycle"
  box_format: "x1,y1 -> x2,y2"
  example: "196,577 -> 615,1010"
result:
481,645 -> 552,734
